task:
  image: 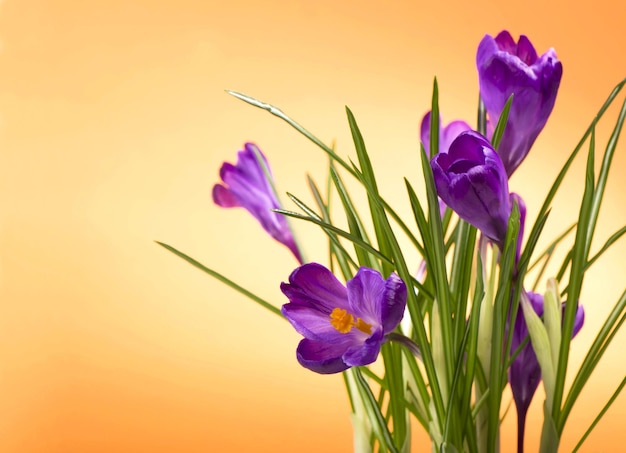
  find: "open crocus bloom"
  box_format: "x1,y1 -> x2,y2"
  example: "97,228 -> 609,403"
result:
281,263 -> 407,374
212,142 -> 302,263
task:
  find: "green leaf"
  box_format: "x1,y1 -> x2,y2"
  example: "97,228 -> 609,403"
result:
529,223 -> 576,291
449,220 -> 477,353
421,96 -> 456,398
477,96 -> 487,135
429,78 -> 440,156
553,128 -> 596,427
487,203 -> 520,453
583,98 -> 626,260
352,367 -> 400,453
276,205 -> 391,265
155,241 -> 282,317
459,253 -> 484,451
402,346 -> 431,431
346,106 -> 395,278
543,278 -> 562,369
585,224 -> 626,270
539,401 -> 560,453
490,94 -> 513,150
522,78 -> 626,284
521,291 -> 556,408
329,165 -> 379,270
560,290 -> 626,427
572,375 -> 626,453
561,224 -> 626,295
307,174 -> 355,280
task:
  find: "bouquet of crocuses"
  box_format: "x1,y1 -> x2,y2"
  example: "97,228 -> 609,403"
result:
158,30 -> 626,453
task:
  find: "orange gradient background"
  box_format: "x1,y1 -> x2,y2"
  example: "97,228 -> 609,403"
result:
1,1 -> 625,452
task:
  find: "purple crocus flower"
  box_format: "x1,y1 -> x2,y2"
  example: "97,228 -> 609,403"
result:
420,112 -> 473,157
431,131 -> 511,243
212,142 -> 302,263
281,263 -> 407,374
477,30 -> 563,176
510,292 -> 585,453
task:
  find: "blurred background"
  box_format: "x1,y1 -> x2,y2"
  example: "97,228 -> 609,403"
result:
1,0 -> 625,451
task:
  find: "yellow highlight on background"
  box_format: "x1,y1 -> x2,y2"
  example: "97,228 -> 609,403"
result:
1,0 -> 625,452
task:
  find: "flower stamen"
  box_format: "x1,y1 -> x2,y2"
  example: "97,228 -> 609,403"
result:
330,308 -> 372,335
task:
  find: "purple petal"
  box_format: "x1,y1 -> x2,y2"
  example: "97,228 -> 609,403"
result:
213,143 -> 302,262
560,302 -> 585,338
281,303 -> 346,342
212,184 -> 240,208
421,112 -> 473,158
510,293 -> 543,423
420,111 -> 433,157
526,291 -> 544,317
343,329 -> 384,367
441,120 -> 473,155
494,30 -> 516,53
236,143 -> 274,193
573,305 -> 585,337
296,338 -> 351,374
380,273 -> 408,333
346,268 -> 386,326
281,263 -> 349,313
346,268 -> 406,334
517,35 -> 538,65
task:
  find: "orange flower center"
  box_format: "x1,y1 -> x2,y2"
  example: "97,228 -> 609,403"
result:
329,308 -> 372,335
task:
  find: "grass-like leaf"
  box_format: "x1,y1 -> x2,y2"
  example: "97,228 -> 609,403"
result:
155,241 -> 282,317
490,94 -> 513,150
329,164 -> 379,270
529,223 -> 576,291
572,375 -> 626,452
522,78 -> 626,284
352,367 -> 401,453
583,98 -> 626,259
276,205 -> 391,266
552,128 -> 596,428
560,290 -> 626,428
307,174 -> 355,279
487,203 -> 520,453
346,106 -> 395,279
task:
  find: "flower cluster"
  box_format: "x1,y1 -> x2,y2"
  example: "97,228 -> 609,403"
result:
189,28 -> 613,453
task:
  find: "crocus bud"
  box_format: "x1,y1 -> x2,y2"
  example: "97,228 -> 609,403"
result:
212,142 -> 303,263
431,131 -> 511,243
420,111 -> 472,157
477,31 -> 563,176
